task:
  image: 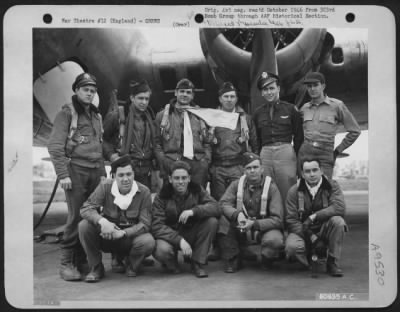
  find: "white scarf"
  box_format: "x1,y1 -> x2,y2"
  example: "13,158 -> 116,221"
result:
187,108 -> 239,130
182,110 -> 194,159
111,180 -> 138,210
305,178 -> 323,200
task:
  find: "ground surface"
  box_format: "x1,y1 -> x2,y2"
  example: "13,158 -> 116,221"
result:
30,191 -> 369,308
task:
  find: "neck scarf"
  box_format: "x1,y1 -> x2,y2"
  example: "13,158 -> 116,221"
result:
305,178 -> 323,200
176,103 -> 194,160
218,106 -> 236,113
121,105 -> 154,155
182,110 -> 194,159
111,180 -> 138,210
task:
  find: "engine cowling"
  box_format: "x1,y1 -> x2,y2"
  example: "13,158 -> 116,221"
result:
200,28 -> 328,102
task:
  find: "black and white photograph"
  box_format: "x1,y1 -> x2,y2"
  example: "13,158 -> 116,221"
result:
3,4 -> 397,309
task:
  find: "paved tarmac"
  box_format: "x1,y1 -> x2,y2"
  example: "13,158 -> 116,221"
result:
30,192 -> 369,308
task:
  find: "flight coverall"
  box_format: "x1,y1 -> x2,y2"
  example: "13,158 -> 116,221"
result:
253,100 -> 303,220
154,99 -> 211,188
218,175 -> 285,262
151,182 -> 220,265
47,96 -> 106,261
298,96 -> 361,179
209,106 -> 259,201
285,176 -> 347,263
103,105 -> 156,189
79,179 -> 155,271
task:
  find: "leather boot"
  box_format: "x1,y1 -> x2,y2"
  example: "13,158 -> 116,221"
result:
85,262 -> 105,283
224,256 -> 242,273
207,243 -> 220,261
59,248 -> 82,281
163,254 -> 181,274
111,253 -> 125,273
326,256 -> 344,277
191,261 -> 208,278
75,245 -> 89,274
125,256 -> 139,278
295,253 -> 310,269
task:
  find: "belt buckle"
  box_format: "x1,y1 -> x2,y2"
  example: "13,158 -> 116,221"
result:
78,136 -> 85,144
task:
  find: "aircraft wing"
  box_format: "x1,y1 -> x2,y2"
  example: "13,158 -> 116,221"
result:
33,27 -> 367,147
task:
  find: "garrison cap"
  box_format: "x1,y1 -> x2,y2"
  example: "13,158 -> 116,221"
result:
218,81 -> 237,96
129,79 -> 151,96
242,152 -> 261,167
72,72 -> 97,91
257,72 -> 279,90
176,78 -> 195,90
303,72 -> 325,84
110,154 -> 133,174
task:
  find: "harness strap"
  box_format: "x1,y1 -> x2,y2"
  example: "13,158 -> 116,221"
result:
298,191 -> 305,219
322,191 -> 328,208
239,114 -> 250,150
236,175 -> 246,216
160,104 -> 170,139
260,176 -> 271,217
67,103 -> 78,139
199,118 -> 207,140
237,175 -> 271,218
97,112 -> 103,143
118,106 -> 126,147
296,179 -> 305,219
66,103 -> 103,142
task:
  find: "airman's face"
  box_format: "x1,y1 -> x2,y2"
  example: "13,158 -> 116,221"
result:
175,89 -> 194,105
169,168 -> 191,195
115,165 -> 134,195
261,82 -> 280,103
131,91 -> 151,112
306,82 -> 325,99
75,85 -> 97,105
219,91 -> 238,112
302,161 -> 323,187
244,159 -> 263,183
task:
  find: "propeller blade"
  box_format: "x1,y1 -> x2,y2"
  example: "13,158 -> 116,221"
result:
249,29 -> 277,114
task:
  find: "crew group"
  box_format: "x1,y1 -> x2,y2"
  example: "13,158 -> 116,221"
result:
47,71 -> 361,282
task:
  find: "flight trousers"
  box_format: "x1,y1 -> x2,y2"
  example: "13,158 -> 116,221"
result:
209,164 -> 244,201
219,226 -> 284,261
285,216 -> 347,261
153,217 -> 218,265
62,163 -> 104,250
260,143 -> 297,221
79,219 -> 155,270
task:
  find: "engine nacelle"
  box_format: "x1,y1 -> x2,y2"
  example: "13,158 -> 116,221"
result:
200,28 -> 328,101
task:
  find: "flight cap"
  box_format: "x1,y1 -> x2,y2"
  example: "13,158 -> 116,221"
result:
303,72 -> 325,84
257,72 -> 279,90
218,82 -> 237,96
72,72 -> 97,91
129,79 -> 151,96
242,152 -> 261,167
